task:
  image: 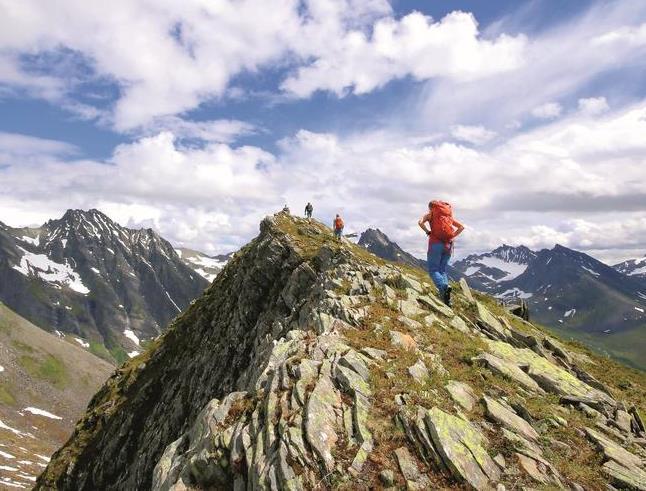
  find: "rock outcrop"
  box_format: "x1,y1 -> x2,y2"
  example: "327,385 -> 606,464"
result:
36,213 -> 646,490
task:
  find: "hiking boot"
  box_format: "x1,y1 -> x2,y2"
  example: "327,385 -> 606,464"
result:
442,285 -> 452,307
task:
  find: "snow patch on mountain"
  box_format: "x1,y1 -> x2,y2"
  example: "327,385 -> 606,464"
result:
20,235 -> 39,246
581,265 -> 600,277
475,256 -> 528,281
124,329 -> 140,346
74,338 -> 89,348
496,287 -> 532,299
22,407 -> 62,420
12,247 -> 90,294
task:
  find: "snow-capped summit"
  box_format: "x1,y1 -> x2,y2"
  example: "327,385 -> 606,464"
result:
0,209 -> 208,363
614,255 -> 646,279
452,244 -> 536,289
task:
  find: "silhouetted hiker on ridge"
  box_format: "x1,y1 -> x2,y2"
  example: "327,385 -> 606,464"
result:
305,202 -> 313,219
418,201 -> 464,306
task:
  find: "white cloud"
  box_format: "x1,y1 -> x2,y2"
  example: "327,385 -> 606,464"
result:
3,99 -> 646,258
0,1 -> 525,130
578,96 -> 609,116
417,1 -> 646,133
281,11 -> 526,97
137,117 -> 257,144
450,125 -> 496,145
531,102 -> 562,120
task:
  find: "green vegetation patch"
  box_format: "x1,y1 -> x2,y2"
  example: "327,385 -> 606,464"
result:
11,339 -> 35,353
19,353 -> 68,389
0,382 -> 17,406
89,341 -> 115,364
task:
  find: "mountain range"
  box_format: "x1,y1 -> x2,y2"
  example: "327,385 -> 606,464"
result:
360,230 -> 646,370
0,209 -> 208,364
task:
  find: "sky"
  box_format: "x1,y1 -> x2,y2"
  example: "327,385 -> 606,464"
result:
1,0 -> 645,263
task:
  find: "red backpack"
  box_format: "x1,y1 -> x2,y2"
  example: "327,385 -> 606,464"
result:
430,201 -> 454,241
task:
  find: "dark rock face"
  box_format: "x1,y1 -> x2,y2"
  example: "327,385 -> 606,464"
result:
0,209 -> 208,360
35,214 -> 646,491
358,228 -> 426,270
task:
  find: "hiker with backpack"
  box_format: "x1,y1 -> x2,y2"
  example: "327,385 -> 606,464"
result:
333,214 -> 344,240
305,202 -> 313,219
418,201 -> 464,306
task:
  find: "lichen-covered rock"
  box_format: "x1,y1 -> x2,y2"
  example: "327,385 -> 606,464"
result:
602,459 -> 646,490
485,340 -> 615,404
424,407 -> 501,490
472,352 -> 544,394
446,380 -> 477,411
483,396 -> 539,441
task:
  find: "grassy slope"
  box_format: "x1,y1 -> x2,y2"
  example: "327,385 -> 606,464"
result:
0,302 -> 113,487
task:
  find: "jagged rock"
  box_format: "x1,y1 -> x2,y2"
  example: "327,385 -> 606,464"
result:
515,452 -> 563,487
306,362 -> 342,471
472,352 -> 544,394
408,359 -> 429,383
500,428 -> 543,456
584,427 -> 643,469
615,409 -> 633,434
476,302 -> 511,341
450,315 -> 471,333
361,347 -> 387,361
394,446 -> 431,490
445,380 -> 477,411
485,341 -> 615,404
339,349 -> 371,382
602,459 -> 646,491
459,278 -> 475,303
417,294 -> 455,318
399,315 -> 423,330
400,298 -> 425,318
483,396 -> 539,441
390,330 -> 417,351
425,407 -> 501,490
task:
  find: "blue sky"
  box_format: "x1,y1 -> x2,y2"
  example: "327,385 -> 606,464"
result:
1,0 -> 645,263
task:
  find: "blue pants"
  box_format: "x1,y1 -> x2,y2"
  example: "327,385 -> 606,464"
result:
427,243 -> 451,293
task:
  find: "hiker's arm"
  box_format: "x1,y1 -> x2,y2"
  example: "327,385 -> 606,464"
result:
452,219 -> 465,237
418,215 -> 430,235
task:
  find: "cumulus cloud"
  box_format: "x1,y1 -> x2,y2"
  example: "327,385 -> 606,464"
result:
3,99 -> 646,261
531,102 -> 562,119
0,1 -> 525,130
450,125 -> 496,145
418,0 -> 646,133
281,11 -> 526,97
578,96 -> 609,115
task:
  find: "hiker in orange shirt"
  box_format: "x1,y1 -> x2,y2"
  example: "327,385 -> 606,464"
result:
418,201 -> 464,306
333,214 -> 344,240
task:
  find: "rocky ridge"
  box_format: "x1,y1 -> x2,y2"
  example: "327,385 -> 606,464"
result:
36,213 -> 646,490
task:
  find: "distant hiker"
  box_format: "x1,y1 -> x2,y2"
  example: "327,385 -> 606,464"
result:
333,214 -> 344,240
305,202 -> 313,218
282,204 -> 290,214
418,201 -> 464,306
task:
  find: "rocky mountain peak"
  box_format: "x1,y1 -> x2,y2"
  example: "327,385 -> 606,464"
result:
36,212 -> 646,491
